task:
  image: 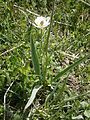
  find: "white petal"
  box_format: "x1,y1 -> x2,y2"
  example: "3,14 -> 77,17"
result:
35,16 -> 44,25
43,22 -> 50,27
46,17 -> 50,22
34,16 -> 50,29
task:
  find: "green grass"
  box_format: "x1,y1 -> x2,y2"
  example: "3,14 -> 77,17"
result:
0,0 -> 90,120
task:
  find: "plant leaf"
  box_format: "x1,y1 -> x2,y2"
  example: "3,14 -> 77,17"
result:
72,115 -> 84,119
45,55 -> 90,105
31,38 -> 40,76
24,85 -> 43,112
53,55 -> 90,81
84,110 -> 90,118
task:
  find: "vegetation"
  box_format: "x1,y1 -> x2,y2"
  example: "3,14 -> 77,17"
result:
0,0 -> 90,120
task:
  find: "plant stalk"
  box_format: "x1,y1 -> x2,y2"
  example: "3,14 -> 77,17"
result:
44,0 -> 55,81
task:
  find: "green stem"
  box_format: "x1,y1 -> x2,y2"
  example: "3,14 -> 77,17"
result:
44,1 -> 55,81
40,29 -> 43,78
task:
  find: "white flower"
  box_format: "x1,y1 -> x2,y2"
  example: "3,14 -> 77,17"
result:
34,16 -> 50,29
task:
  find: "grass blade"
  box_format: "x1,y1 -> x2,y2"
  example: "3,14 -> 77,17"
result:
31,37 -> 40,76
43,0 -> 55,80
45,55 -> 90,105
24,85 -> 43,112
53,55 -> 90,81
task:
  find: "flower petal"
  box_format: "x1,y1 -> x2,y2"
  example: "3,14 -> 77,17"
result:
34,16 -> 50,29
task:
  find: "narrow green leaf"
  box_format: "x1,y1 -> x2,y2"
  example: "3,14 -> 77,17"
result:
24,85 -> 43,112
53,55 -> 90,81
64,90 -> 90,102
43,0 -> 55,80
45,55 -> 90,105
54,78 -> 67,102
31,38 -> 40,75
